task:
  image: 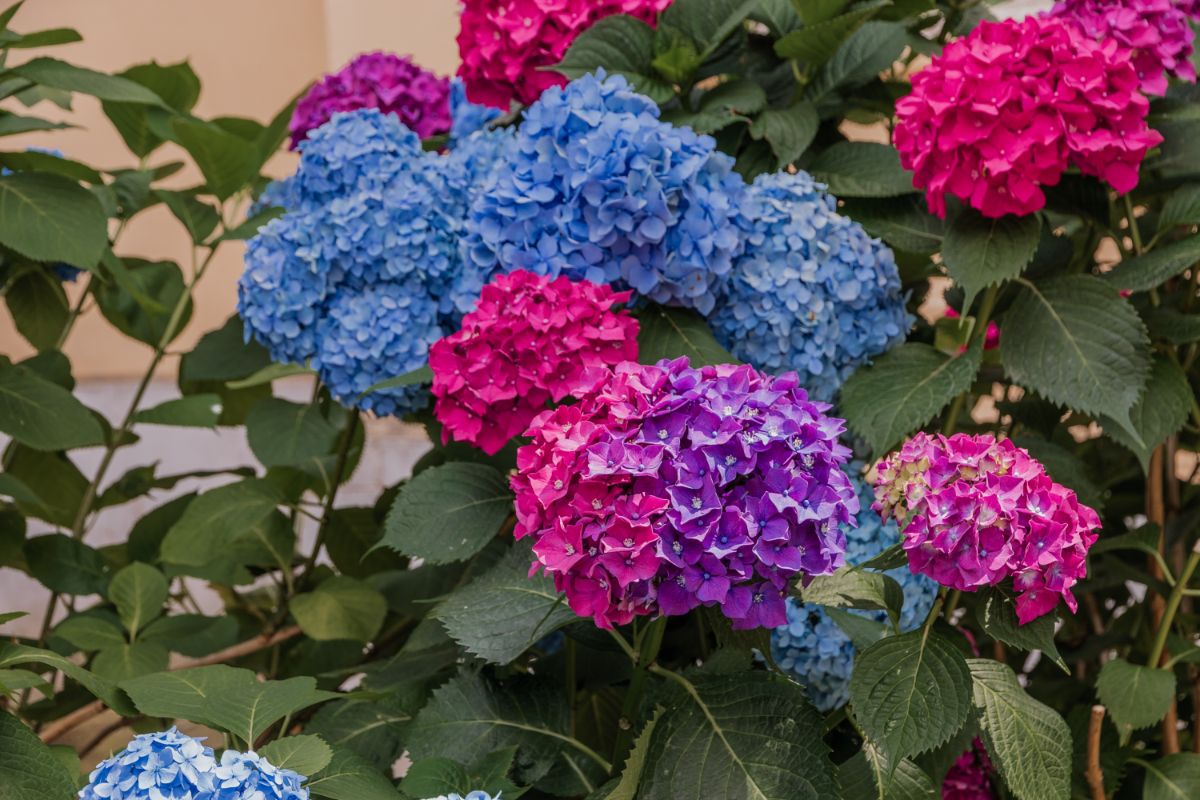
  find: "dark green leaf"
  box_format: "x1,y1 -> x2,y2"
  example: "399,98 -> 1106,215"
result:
108,562 -> 168,638
975,590 -> 1066,673
637,305 -> 735,366
1100,356 -> 1193,471
0,710 -> 79,800
259,735 -> 334,777
809,141 -> 915,198
159,479 -> 286,569
0,171 -> 107,268
941,211 -> 1040,311
807,21 -> 908,100
1141,306 -> 1200,345
4,447 -> 88,526
0,112 -> 72,136
749,101 -> 818,166
801,565 -> 904,630
555,15 -> 673,104
825,607 -> 888,652
179,315 -> 273,383
306,694 -> 414,771
155,189 -> 220,243
9,57 -> 164,104
92,641 -> 169,683
839,342 -> 981,456
25,533 -> 109,595
0,149 -> 101,183
140,614 -> 239,657
133,394 -> 223,428
0,643 -> 134,713
227,363 -> 314,390
246,398 -> 340,469
850,630 -> 972,763
836,744 -> 937,800
0,359 -> 103,450
291,576 -> 387,642
95,258 -> 191,347
307,748 -> 403,800
1096,658 -> 1176,739
665,79 -> 767,134
774,1 -> 888,64
53,612 -> 126,651
1101,235 -> 1200,293
5,268 -> 68,351
381,463 -> 511,565
1157,184 -> 1200,233
171,117 -> 258,200
659,0 -> 762,60
1142,753 -> 1200,800
102,60 -> 201,157
841,196 -> 945,255
359,365 -> 432,398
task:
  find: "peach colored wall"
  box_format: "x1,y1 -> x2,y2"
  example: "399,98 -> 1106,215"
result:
0,0 -> 462,378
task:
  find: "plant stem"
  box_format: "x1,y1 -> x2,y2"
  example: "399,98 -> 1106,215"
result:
1147,539 -> 1200,670
299,412 -> 361,583
1086,705 -> 1106,800
611,616 -> 666,769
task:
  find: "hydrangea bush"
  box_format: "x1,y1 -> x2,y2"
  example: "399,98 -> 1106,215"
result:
2,2 -> 1200,800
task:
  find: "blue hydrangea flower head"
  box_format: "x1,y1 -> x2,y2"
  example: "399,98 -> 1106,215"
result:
213,750 -> 309,800
770,472 -> 938,711
422,793 -> 500,800
79,727 -> 219,799
462,70 -> 745,314
449,77 -> 503,144
288,108 -> 422,205
709,171 -> 911,401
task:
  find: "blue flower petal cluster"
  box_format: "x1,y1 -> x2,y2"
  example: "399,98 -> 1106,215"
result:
463,70 -> 744,315
449,77 -> 502,144
770,472 -> 938,711
709,171 -> 911,402
422,793 -> 500,800
239,108 -> 515,416
80,728 -> 308,800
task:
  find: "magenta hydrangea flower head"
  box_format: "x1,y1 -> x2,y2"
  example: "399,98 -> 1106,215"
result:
873,433 -> 1101,624
894,15 -> 1162,218
942,738 -> 996,800
456,0 -> 672,109
289,52 -> 452,149
512,357 -> 858,630
430,269 -> 640,455
1048,0 -> 1196,95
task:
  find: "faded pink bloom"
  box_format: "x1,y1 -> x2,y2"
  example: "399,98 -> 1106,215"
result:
430,270 -> 638,455
1048,0 -> 1196,95
894,16 -> 1161,218
289,52 -> 451,149
873,433 -> 1101,624
456,0 -> 672,109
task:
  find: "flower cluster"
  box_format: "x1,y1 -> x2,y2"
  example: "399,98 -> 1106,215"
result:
431,270 -> 639,455
289,52 -> 451,149
771,473 -> 938,711
80,728 -> 308,800
456,0 -> 671,109
463,71 -> 745,314
450,77 -> 503,143
894,15 -> 1162,218
240,108 -> 515,415
873,433 -> 1101,623
512,357 -> 857,629
709,171 -> 910,401
422,794 -> 499,800
942,739 -> 996,800
1048,0 -> 1195,95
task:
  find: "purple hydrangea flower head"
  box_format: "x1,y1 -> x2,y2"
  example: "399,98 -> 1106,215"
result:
289,51 -> 451,149
79,728 -> 219,799
709,171 -> 910,402
463,71 -> 745,314
1047,0 -> 1195,95
513,357 -> 858,630
770,472 -> 937,710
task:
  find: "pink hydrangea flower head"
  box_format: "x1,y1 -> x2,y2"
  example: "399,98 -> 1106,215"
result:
1048,0 -> 1196,95
943,738 -> 996,800
430,270 -> 639,455
512,357 -> 859,629
289,52 -> 451,148
894,15 -> 1162,218
456,0 -> 673,109
873,432 -> 1101,623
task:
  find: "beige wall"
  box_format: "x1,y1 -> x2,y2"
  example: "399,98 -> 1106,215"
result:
0,0 -> 462,378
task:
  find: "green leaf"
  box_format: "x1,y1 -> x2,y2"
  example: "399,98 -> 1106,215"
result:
5,268 -> 68,351
836,743 -> 937,800
8,57 -> 164,103
1101,235 -> 1200,293
108,562 -> 168,639
92,641 -> 169,683
1142,753 -> 1200,800
0,668 -> 50,695
806,21 -> 909,99
841,196 -> 946,255
140,614 -> 239,657
0,710 -> 79,800
801,566 -> 904,630
774,0 -> 888,64
180,315 -> 273,383
306,694 -> 415,771
665,79 -> 767,134
968,660 -> 1072,800
436,541 -> 575,664
358,365 -> 432,399
839,342 -> 981,456
749,101 -> 818,166
121,664 -> 335,746
54,613 -> 126,651
381,463 -> 511,565
133,393 -> 223,428
641,671 -> 835,799
659,0 -> 762,60
554,15 -> 673,104
25,533 -> 109,595
1100,356 -> 1193,471
941,211 -> 1040,311
0,359 -> 103,451
155,189 -> 220,243
0,171 -> 107,268
1157,184 -> 1200,232
0,643 -> 134,714
975,590 -> 1066,673
825,607 -> 888,652
0,150 -> 101,183
226,362 -> 314,390
219,204 -> 285,242
1001,275 -> 1151,433
102,60 -> 200,157
809,141 -> 915,198
591,710 -> 660,800
171,117 -> 258,200
1141,306 -> 1200,345
95,258 -> 191,347
307,748 -> 403,800
637,305 -> 735,367
259,735 -> 334,777
0,112 -> 72,136
159,479 -> 286,567
850,630 -> 972,763
291,576 -> 386,642
246,398 -> 340,469
1096,658 -> 1176,739
4,447 -> 87,526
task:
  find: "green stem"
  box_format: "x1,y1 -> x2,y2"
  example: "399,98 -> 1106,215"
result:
299,413 -> 361,583
942,392 -> 967,436
1124,194 -> 1145,256
611,616 -> 667,769
1147,540 -> 1200,669
565,637 -> 577,738
942,284 -> 1000,436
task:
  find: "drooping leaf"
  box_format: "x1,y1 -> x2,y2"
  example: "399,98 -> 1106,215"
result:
665,79 -> 767,134
155,189 -> 220,243
975,590 -> 1066,673
435,541 -> 575,664
941,210 -> 1040,311
839,342 -> 981,456
95,258 -> 191,347
800,565 -> 904,630
659,0 -> 762,60
1096,658 -> 1176,739
0,710 -> 79,800
0,359 -> 104,451
133,394 -> 223,428
850,630 -> 973,763
1100,356 -> 1193,471
9,57 -> 164,104
259,735 -> 334,777
0,644 -> 134,714
380,463 -> 511,565
968,659 -> 1072,800
809,141 -> 915,198
171,116 -> 258,200
1101,234 -> 1200,293
102,60 -> 201,157
4,268 -> 69,351
637,305 -> 735,367
291,576 -> 387,643
108,562 -> 168,639
807,21 -> 915,100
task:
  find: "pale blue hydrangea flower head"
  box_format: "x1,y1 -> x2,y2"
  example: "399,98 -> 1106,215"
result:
423,793 -> 500,800
462,70 -> 745,314
709,171 -> 911,402
770,472 -> 938,711
288,108 -> 422,205
79,727 -> 219,799
449,77 -> 503,144
212,750 -> 308,800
